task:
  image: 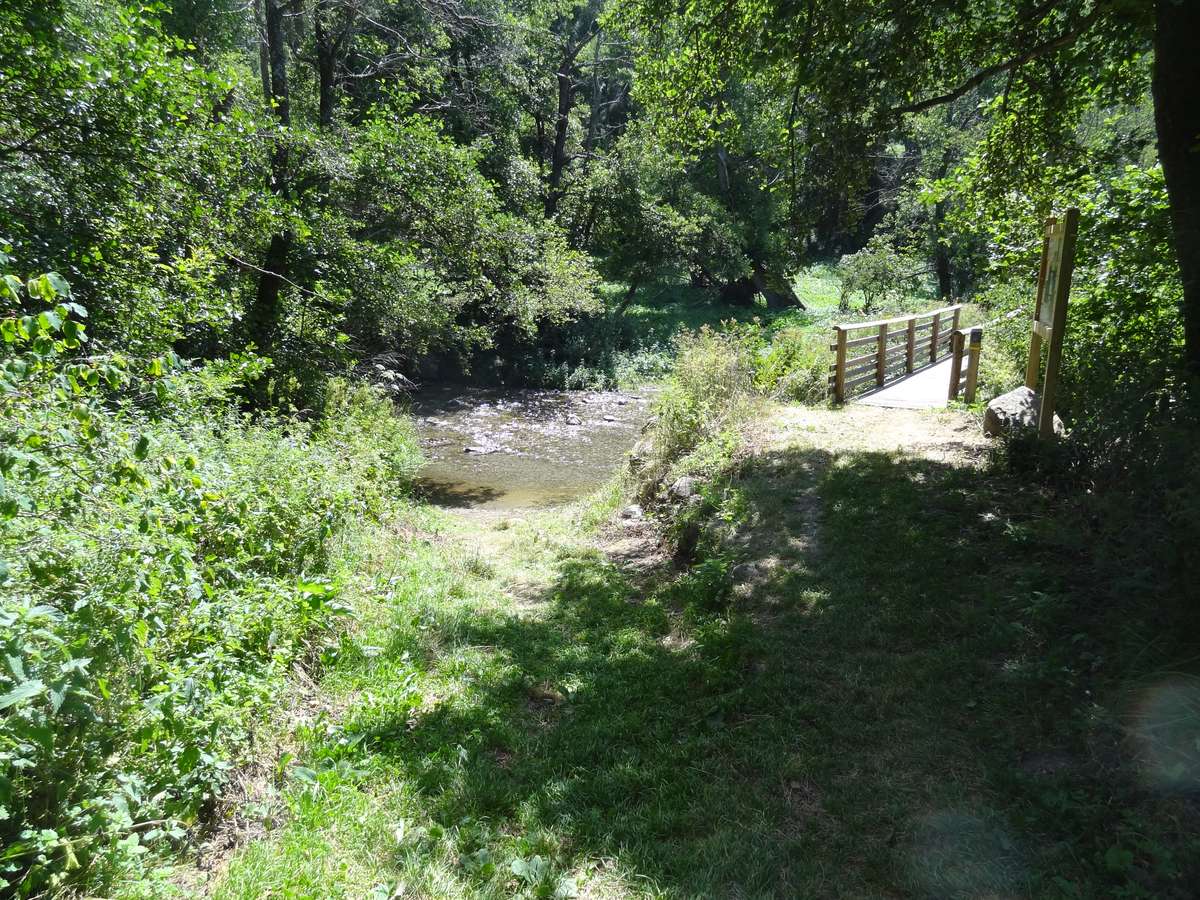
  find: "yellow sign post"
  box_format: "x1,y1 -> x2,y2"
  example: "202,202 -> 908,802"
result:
1024,208 -> 1079,439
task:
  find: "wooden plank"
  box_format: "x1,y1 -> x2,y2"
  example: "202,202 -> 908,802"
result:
948,330 -> 965,400
1026,215 -> 1055,389
843,360 -> 876,380
1039,208 -> 1079,438
829,333 -> 880,352
964,328 -> 982,403
833,303 -> 963,334
906,318 -> 916,373
834,327 -> 847,404
876,323 -> 888,386
844,371 -> 877,391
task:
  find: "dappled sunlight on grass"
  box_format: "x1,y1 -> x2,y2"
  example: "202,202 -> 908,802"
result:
213,434 -> 1199,898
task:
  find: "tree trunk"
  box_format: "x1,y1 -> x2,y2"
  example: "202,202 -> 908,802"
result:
314,0 -> 337,128
715,144 -> 731,196
932,150 -> 953,299
248,0 -> 292,361
263,0 -> 289,127
253,0 -> 271,109
545,30 -> 597,218
1153,0 -> 1200,378
933,197 -> 953,301
614,276 -> 641,315
544,65 -> 573,217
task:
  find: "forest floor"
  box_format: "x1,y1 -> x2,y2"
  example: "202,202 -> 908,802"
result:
154,402 -> 1197,900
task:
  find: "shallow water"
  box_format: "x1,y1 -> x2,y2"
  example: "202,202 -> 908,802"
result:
410,386 -> 653,509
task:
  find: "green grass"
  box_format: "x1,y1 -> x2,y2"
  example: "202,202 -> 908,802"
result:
186,401 -> 1198,899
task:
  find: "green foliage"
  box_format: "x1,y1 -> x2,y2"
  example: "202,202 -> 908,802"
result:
837,235 -> 928,314
753,326 -> 831,404
632,326 -> 757,498
0,265 -> 420,895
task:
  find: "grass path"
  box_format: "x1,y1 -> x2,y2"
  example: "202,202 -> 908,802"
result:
189,404 -> 1196,899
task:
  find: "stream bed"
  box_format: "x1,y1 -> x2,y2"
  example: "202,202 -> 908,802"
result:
411,386 -> 653,509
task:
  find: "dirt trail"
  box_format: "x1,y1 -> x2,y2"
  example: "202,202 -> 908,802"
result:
593,403 -> 989,587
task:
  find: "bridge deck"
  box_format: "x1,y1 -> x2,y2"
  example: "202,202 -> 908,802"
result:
855,356 -> 954,409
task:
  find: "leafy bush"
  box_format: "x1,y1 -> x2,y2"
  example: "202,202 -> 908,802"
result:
633,326 -> 757,499
837,235 -> 927,314
754,326 -> 831,404
0,265 -> 419,895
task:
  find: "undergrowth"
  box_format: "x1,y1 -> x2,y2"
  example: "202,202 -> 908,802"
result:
0,267 -> 421,895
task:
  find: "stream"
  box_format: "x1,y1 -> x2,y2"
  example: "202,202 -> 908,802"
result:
411,386 -> 654,509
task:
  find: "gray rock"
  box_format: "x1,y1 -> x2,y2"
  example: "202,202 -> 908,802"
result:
565,415 -> 582,426
603,414 -> 617,422
628,437 -> 653,472
983,386 -> 1064,437
620,504 -> 644,520
464,444 -> 498,454
730,559 -> 777,586
668,476 -> 699,500
730,563 -> 757,585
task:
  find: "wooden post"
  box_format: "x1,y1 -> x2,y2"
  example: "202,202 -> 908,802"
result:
1026,217 -> 1055,389
964,327 -> 982,403
1038,209 -> 1079,439
948,330 -> 965,400
876,323 -> 888,386
951,306 -> 961,333
930,312 -> 941,362
905,316 -> 916,373
834,326 -> 847,404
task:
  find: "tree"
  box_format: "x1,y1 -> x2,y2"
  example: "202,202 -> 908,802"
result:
624,0 -> 1199,376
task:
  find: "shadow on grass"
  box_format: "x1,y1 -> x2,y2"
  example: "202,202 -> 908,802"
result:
326,445 -> 1200,897
415,478 -> 505,508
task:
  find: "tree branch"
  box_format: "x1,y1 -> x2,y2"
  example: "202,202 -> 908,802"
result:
891,5 -> 1103,117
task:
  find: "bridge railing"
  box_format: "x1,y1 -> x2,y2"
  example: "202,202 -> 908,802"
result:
948,327 -> 982,403
828,303 -> 964,404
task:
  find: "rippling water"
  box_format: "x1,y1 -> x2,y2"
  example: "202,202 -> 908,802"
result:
410,386 -> 653,509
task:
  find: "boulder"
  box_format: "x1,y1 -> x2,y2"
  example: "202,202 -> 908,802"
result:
628,437 -> 654,472
668,476 -> 699,500
620,504 -> 644,520
983,386 -> 1064,437
565,414 -> 582,426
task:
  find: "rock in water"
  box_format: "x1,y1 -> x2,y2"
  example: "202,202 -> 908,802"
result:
983,386 -> 1064,437
464,444 -> 499,454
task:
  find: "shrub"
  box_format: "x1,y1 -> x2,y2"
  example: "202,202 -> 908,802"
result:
0,265 -> 419,895
754,326 -> 831,404
837,235 -> 927,314
633,326 -> 757,499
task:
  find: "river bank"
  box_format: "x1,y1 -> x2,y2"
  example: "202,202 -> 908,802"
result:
158,396 -> 1199,899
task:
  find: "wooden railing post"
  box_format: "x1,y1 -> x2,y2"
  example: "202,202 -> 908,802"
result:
930,312 -> 941,362
948,330 -> 965,400
905,316 -> 916,373
834,326 -> 847,404
951,306 -> 961,333
876,323 -> 888,386
964,328 -> 982,403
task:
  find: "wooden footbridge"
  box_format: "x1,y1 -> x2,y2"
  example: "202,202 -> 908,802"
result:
827,304 -> 982,409
827,209 -> 1079,427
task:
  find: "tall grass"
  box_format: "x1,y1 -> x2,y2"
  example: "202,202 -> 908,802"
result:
0,351 -> 420,895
